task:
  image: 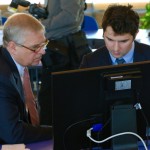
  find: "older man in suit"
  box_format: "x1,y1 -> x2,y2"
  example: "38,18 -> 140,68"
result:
80,4 -> 150,68
0,13 -> 52,144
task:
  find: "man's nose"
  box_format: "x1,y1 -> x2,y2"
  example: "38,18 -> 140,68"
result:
39,48 -> 46,55
113,41 -> 119,51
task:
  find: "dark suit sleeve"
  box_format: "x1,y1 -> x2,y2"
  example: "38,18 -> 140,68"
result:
80,54 -> 89,68
79,46 -> 114,68
0,75 -> 52,144
79,50 -> 99,68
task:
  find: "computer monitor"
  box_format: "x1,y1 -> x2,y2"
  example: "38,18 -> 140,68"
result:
51,60 -> 150,150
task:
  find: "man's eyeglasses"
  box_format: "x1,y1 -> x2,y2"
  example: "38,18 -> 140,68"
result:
15,39 -> 49,53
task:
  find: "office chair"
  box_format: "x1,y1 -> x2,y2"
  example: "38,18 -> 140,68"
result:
81,15 -> 103,49
81,15 -> 99,32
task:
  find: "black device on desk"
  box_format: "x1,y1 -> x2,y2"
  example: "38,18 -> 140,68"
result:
9,0 -> 48,19
51,60 -> 150,150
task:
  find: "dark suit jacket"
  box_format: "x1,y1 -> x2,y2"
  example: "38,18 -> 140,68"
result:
80,41 -> 150,68
0,46 -> 52,144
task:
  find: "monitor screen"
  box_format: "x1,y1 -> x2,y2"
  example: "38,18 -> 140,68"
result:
51,60 -> 150,150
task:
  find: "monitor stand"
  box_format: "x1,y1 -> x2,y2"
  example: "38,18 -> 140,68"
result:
111,104 -> 138,150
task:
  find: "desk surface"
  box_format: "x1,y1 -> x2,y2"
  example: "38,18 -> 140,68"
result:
0,139 -> 149,150
0,140 -> 53,150
26,140 -> 53,150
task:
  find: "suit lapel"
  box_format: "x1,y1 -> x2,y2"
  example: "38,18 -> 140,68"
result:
11,72 -> 25,102
100,47 -> 113,65
133,41 -> 146,62
1,47 -> 25,102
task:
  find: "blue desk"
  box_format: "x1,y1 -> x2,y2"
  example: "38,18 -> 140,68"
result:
23,140 -> 150,150
26,140 -> 53,150
25,140 -> 150,150
0,140 -> 149,150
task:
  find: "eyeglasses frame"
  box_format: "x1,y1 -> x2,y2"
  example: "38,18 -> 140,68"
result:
14,39 -> 49,53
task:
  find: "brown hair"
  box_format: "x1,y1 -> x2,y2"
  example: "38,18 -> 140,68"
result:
102,4 -> 139,39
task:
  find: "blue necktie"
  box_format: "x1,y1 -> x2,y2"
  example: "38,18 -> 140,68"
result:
116,58 -> 125,64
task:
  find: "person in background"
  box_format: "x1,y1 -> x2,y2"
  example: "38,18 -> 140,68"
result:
0,13 -> 52,144
80,4 -> 150,68
38,0 -> 91,125
41,0 -> 91,69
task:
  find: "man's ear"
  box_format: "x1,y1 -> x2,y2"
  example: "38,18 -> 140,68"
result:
135,30 -> 139,39
7,41 -> 17,54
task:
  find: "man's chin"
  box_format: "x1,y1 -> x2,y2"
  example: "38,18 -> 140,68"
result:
113,54 -> 122,58
31,61 -> 41,66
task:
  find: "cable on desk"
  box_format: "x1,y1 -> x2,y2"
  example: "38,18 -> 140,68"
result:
86,126 -> 148,150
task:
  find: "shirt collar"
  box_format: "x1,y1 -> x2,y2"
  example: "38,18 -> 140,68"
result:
11,57 -> 25,77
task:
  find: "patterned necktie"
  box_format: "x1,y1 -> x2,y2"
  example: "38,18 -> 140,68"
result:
116,58 -> 125,64
23,67 -> 40,126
